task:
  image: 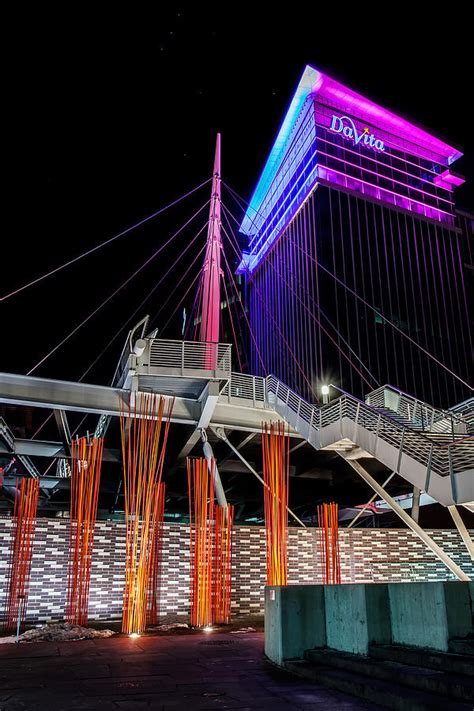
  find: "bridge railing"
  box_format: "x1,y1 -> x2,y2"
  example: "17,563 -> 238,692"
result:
146,339 -> 232,378
265,375 -> 472,480
221,372 -> 266,406
365,384 -> 467,435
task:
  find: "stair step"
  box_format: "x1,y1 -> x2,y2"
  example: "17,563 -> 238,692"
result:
450,638 -> 474,656
285,659 -> 471,711
369,643 -> 474,677
304,648 -> 474,702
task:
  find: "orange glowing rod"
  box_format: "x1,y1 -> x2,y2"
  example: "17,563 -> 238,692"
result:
147,481 -> 166,625
4,477 -> 40,631
262,422 -> 290,586
213,503 -> 234,624
120,392 -> 173,635
66,436 -> 104,626
187,457 -> 235,627
317,503 -> 341,584
187,457 -> 215,627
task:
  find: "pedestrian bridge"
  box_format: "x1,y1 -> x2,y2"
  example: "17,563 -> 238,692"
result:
0,337 -> 472,507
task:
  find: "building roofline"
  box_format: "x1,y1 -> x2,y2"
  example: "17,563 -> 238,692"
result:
240,65 -> 464,237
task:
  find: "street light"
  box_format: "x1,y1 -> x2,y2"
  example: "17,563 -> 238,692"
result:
321,385 -> 330,405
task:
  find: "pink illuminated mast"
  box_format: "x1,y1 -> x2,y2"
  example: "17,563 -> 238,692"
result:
199,133 -> 222,344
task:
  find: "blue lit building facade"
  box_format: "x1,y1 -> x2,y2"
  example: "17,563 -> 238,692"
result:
238,67 -> 472,407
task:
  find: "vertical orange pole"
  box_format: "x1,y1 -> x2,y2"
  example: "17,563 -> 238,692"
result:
4,478 -> 40,631
262,422 -> 289,587
120,393 -> 173,634
316,502 -> 341,585
66,436 -> 104,626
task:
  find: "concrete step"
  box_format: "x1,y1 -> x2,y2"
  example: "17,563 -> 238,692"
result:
285,659 -> 472,711
305,648 -> 474,702
369,643 -> 474,677
450,638 -> 474,656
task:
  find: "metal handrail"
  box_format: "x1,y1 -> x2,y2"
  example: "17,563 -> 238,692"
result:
148,339 -> 232,377
264,375 -> 473,479
221,372 -> 266,406
365,384 -> 467,435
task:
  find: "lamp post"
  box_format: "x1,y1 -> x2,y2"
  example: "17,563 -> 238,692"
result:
321,385 -> 330,405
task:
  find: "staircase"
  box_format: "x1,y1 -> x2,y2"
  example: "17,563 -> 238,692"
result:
284,645 -> 474,710
263,376 -> 474,506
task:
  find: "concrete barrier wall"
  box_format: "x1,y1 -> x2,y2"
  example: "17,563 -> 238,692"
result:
324,584 -> 391,655
265,582 -> 473,663
265,586 -> 326,665
388,581 -> 472,652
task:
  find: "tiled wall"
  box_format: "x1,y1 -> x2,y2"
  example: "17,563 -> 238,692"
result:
0,518 -> 472,623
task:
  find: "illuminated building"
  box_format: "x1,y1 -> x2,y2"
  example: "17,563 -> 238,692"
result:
238,66 -> 472,406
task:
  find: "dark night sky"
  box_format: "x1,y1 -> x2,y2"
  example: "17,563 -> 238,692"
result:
3,6 -> 473,388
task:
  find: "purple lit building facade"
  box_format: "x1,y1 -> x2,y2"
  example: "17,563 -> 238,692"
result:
238,66 -> 472,407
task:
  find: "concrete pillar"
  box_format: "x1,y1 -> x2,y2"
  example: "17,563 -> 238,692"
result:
264,585 -> 326,664
324,583 -> 391,655
388,581 -> 472,652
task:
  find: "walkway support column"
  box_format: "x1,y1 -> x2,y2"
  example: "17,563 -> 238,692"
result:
411,486 -> 421,523
339,453 -> 470,581
448,505 -> 474,561
201,428 -> 227,508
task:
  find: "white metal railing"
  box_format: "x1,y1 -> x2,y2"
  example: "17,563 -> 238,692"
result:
264,376 -> 473,481
221,372 -> 266,406
148,339 -> 232,378
450,398 -> 474,435
365,384 -> 467,435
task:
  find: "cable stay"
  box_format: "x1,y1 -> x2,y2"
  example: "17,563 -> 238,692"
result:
26,199 -> 210,375
221,193 -> 473,392
1,177 -> 211,303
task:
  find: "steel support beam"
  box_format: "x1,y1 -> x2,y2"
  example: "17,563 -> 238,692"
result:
347,471 -> 396,529
411,485 -> 421,523
201,429 -> 227,508
0,372 -> 287,433
213,427 -> 306,528
448,505 -> 474,561
339,453 -> 470,581
0,438 -> 121,462
176,381 -> 222,462
219,432 -> 257,467
53,410 -> 72,449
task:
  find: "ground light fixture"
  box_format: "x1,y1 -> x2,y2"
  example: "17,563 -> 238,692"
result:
129,632 -> 141,639
203,626 -> 214,633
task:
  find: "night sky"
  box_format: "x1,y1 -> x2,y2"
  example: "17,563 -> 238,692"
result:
3,7 -> 472,388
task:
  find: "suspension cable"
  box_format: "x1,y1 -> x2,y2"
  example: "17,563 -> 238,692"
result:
1,178 -> 211,303
27,200 -> 210,375
222,276 -> 243,372
30,222 -> 208,441
150,239 -> 207,329
222,203 -> 377,391
222,196 -> 473,392
217,226 -> 267,375
159,270 -> 202,335
221,217 -> 320,398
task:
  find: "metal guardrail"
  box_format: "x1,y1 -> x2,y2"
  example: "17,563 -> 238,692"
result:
148,339 -> 232,378
450,398 -> 474,435
365,384 -> 467,435
221,372 -> 266,406
264,376 -> 473,481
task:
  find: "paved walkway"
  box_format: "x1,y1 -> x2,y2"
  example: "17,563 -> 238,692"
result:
0,630 -> 382,710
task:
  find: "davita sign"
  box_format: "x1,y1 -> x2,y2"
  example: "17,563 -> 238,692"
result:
330,115 -> 385,152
